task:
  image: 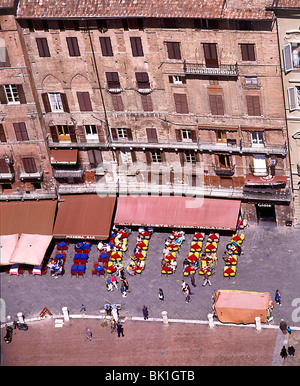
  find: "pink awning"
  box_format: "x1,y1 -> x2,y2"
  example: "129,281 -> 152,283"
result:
245,174 -> 287,186
0,234 -> 19,266
9,234 -> 53,265
114,196 -> 241,230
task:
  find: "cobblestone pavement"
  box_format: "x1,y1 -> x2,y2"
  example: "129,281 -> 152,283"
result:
1,225 -> 300,366
1,319 -> 278,366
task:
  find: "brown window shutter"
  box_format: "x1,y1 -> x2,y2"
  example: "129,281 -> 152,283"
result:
96,125 -> 105,143
111,94 -> 124,111
36,38 -> 50,57
130,37 -> 144,57
42,93 -> 51,112
146,128 -> 158,143
68,125 -> 77,143
241,44 -> 255,61
175,129 -> 182,142
13,122 -> 28,141
88,149 -> 103,168
145,151 -> 152,165
167,42 -> 181,59
77,125 -> 86,143
23,157 -> 37,173
60,93 -> 70,113
203,43 -> 218,68
111,127 -> 118,141
174,93 -> 189,114
209,94 -> 224,115
49,125 -> 59,142
100,37 -> 113,56
0,86 -> 8,104
179,152 -> 185,167
141,94 -> 153,111
246,95 -> 261,116
127,128 -> 133,141
131,150 -> 137,163
66,37 -> 80,56
169,75 -> 174,83
77,91 -> 92,111
0,158 -> 9,173
191,130 -> 197,142
17,85 -> 27,104
0,124 -> 7,142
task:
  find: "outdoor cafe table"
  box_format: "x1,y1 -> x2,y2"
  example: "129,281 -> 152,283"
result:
162,264 -> 173,274
137,241 -> 147,249
55,252 -> 65,260
57,241 -> 68,249
107,263 -> 117,274
199,266 -> 211,275
208,233 -> 219,242
164,253 -> 176,262
205,243 -> 217,252
74,253 -> 88,262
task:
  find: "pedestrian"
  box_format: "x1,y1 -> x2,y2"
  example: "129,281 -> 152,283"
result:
106,278 -> 113,291
190,272 -> 196,287
121,282 -> 127,298
86,328 -> 92,341
80,304 -> 86,312
142,305 -> 149,320
185,288 -> 191,303
202,271 -> 212,286
110,318 -> 117,333
279,319 -> 287,334
116,321 -> 124,338
287,325 -> 292,335
104,303 -> 111,316
121,276 -> 129,291
288,345 -> 295,356
111,274 -> 118,289
181,280 -> 187,292
280,346 -> 288,359
158,288 -> 164,301
275,289 -> 282,306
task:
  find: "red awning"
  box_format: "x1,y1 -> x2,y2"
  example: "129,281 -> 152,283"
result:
114,196 -> 241,230
245,174 -> 287,186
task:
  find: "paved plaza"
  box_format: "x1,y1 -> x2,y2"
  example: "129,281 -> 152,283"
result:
1,225 -> 300,366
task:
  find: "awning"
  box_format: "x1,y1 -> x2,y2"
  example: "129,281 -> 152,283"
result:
50,149 -> 78,165
8,234 -> 53,266
245,174 -> 287,186
53,194 -> 116,239
214,290 -> 271,324
0,200 -> 57,235
0,234 -> 19,266
114,196 -> 241,230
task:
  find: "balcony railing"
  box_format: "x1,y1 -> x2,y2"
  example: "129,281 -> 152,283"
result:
213,164 -> 235,176
183,60 -> 239,77
53,166 -> 85,179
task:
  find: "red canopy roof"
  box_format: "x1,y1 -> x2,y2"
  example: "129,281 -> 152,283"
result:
115,196 -> 240,230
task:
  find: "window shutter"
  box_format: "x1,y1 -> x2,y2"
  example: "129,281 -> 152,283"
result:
23,157 -> 37,173
17,85 -> 27,104
141,94 -> 153,111
0,124 -> 7,142
127,128 -> 133,141
174,93 -> 189,114
130,37 -> 144,57
60,93 -> 70,112
287,87 -> 297,111
191,130 -> 197,142
283,44 -> 293,73
0,158 -> 9,173
111,128 -> 118,141
77,91 -> 92,111
167,42 -> 181,59
13,122 -> 28,141
111,94 -> 124,111
203,43 -> 218,67
88,149 -> 103,168
49,125 -> 59,142
68,125 -> 77,143
145,151 -> 152,165
36,38 -> 50,57
216,95 -> 224,115
0,86 -> 8,104
146,128 -> 158,143
100,37 -> 113,56
96,125 -> 106,143
66,37 -> 80,56
246,95 -> 261,116
77,125 -> 86,143
175,129 -> 182,142
42,93 -> 51,112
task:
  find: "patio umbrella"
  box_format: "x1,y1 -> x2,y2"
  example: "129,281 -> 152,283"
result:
0,234 -> 19,265
9,234 -> 52,265
205,243 -> 217,252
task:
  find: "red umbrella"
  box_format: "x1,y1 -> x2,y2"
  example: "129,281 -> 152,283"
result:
188,254 -> 198,263
208,234 -> 219,241
194,232 -> 204,240
205,243 -> 216,251
191,243 -> 202,251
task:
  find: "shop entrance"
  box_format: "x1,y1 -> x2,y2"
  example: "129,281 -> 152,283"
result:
256,203 -> 276,226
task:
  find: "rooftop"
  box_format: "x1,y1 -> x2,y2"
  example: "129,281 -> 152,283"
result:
16,0 -> 274,20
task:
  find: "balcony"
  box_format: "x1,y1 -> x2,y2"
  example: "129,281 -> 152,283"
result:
53,167 -> 85,179
0,171 -> 14,181
243,186 -> 291,202
183,60 -> 239,77
18,165 -> 43,181
213,164 -> 235,176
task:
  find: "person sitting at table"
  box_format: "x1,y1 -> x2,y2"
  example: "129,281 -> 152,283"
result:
170,259 -> 177,272
183,257 -> 189,268
128,265 -> 136,275
52,263 -> 62,278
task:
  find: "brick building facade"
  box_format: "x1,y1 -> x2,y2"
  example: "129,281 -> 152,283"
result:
0,0 -> 294,227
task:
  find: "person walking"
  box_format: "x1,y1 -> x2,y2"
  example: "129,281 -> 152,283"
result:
279,319 -> 287,334
111,274 -> 118,289
275,289 -> 282,306
190,273 -> 196,287
181,280 -> 187,292
121,282 -> 127,298
80,304 -> 86,312
202,271 -> 212,286
142,305 -> 149,320
288,345 -> 295,356
116,322 -> 124,338
280,346 -> 288,359
185,288 -> 191,303
158,288 -> 164,301
86,328 -> 92,341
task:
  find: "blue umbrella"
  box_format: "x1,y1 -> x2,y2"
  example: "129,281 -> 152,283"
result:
100,252 -> 109,259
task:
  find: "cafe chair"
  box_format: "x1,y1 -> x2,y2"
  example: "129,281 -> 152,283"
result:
167,269 -> 173,275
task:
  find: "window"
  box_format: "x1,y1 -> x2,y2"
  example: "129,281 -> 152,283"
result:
48,92 -> 63,112
0,159 -> 9,174
56,125 -> 70,141
130,37 -> 144,57
84,125 -> 98,141
0,124 -> 6,142
215,130 -> 227,143
36,38 -> 50,57
151,151 -> 162,163
195,19 -> 219,30
217,154 -> 231,169
76,91 -> 92,111
111,94 -> 124,111
117,128 -> 128,139
4,84 -> 20,103
203,43 -> 218,68
135,72 -> 150,89
106,72 -> 121,91
245,76 -> 258,85
246,95 -> 261,116
100,37 -> 113,56
174,93 -> 189,114
252,154 -> 267,176
166,42 -> 181,60
209,94 -> 224,115
13,122 -> 29,141
287,86 -> 300,111
88,149 -> 103,169
241,44 -> 256,61
251,131 -> 264,146
120,150 -> 132,164
66,37 -> 80,56
141,94 -> 153,111
181,129 -> 192,141
185,151 -> 196,163
169,75 -> 186,84
22,157 -> 37,174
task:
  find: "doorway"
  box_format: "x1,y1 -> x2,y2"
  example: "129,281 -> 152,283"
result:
256,203 -> 276,226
